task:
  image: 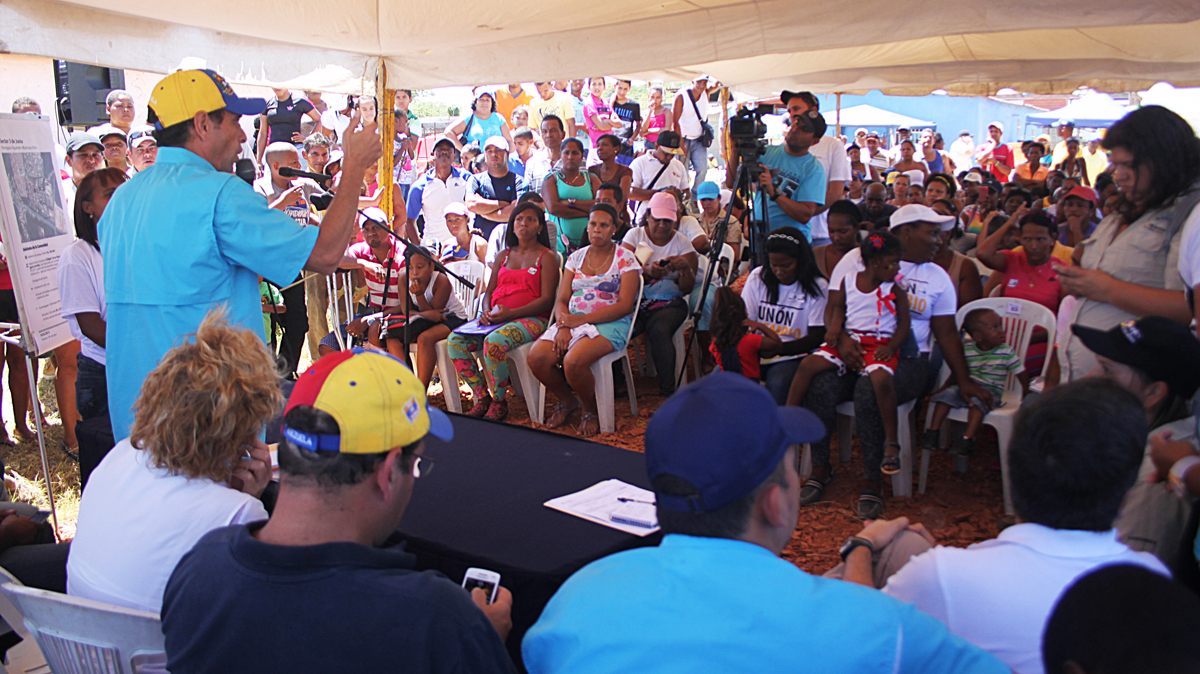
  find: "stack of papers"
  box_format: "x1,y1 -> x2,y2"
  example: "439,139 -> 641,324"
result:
544,479 -> 660,536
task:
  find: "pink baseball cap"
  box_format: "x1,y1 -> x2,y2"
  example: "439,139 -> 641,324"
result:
648,192 -> 678,220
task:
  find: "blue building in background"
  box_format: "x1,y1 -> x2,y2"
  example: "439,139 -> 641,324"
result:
813,91 -> 1037,145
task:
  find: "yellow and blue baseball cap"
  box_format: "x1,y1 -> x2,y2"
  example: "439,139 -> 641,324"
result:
148,69 -> 266,129
282,349 -> 453,454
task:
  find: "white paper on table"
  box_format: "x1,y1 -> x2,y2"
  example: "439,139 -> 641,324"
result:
543,478 -> 660,536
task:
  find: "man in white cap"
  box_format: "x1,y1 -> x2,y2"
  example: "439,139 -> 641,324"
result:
802,203 -> 991,520
671,75 -> 722,209
948,131 -> 974,174
101,69 -> 381,441
127,126 -> 158,173
975,122 -> 1012,183
466,135 -> 527,239
90,124 -> 131,175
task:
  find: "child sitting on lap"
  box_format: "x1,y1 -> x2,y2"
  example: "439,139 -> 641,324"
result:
786,231 -> 910,475
708,286 -> 781,380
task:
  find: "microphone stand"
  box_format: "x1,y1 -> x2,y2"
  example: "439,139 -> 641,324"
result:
363,211 -> 476,366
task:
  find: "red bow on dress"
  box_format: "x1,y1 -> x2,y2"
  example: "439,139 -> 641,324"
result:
877,288 -> 897,315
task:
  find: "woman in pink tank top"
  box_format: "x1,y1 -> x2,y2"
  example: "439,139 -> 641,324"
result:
446,202 -> 560,420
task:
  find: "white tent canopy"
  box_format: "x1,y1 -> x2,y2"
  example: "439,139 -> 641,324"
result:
1026,91 -> 1131,127
3,0 -> 1200,96
821,105 -> 934,130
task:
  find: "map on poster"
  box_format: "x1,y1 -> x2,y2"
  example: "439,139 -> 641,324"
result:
0,113 -> 74,355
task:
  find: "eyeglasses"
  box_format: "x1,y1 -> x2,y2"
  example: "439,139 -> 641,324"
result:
412,455 -> 434,478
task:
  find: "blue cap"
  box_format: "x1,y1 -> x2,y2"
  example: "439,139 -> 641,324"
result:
646,372 -> 825,512
696,181 -> 721,201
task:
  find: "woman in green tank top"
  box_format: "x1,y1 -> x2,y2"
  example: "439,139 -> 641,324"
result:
542,137 -> 599,256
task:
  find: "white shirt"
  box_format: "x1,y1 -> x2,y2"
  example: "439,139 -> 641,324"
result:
67,439 -> 268,613
320,109 -> 352,143
416,171 -> 470,242
1179,206 -> 1200,289
830,249 -> 956,353
842,269 -> 898,338
630,153 -> 689,221
740,267 -> 828,363
621,228 -> 695,301
678,216 -> 706,246
884,523 -> 1169,674
675,88 -> 709,140
56,239 -> 106,365
807,135 -> 852,240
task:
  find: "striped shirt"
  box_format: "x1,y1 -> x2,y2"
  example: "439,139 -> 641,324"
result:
347,240 -> 405,309
964,341 -> 1022,398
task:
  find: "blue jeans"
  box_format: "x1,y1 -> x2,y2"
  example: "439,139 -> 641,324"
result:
761,358 -> 802,406
685,138 -> 709,200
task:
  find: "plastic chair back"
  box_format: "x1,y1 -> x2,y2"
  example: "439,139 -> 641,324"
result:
0,581 -> 166,674
445,260 -> 487,318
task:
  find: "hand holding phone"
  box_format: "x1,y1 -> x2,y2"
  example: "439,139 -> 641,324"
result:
462,567 -> 501,605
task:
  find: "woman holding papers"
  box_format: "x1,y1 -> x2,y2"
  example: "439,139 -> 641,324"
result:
447,202 -> 559,421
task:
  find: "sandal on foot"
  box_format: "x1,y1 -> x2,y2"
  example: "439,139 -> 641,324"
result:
484,399 -> 509,421
60,441 -> 79,463
546,401 -> 580,429
799,471 -> 835,506
856,491 -> 885,520
881,442 -> 902,476
577,411 -> 599,438
468,396 -> 493,417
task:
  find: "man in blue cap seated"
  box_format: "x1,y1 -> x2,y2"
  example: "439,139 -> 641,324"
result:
521,371 -> 1006,673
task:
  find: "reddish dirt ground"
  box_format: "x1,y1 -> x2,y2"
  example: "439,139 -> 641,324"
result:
430,362 -> 1007,576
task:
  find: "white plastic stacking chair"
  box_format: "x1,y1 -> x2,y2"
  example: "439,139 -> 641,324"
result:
921,297 -> 1056,513
540,277 -> 643,434
444,260 -> 487,317
799,399 -> 919,497
0,579 -> 166,674
325,269 -> 358,351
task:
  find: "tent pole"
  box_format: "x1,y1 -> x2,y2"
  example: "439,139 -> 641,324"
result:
720,87 -> 730,169
835,93 -> 842,138
376,60 -> 395,226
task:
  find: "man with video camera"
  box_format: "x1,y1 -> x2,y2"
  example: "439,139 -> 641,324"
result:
727,102 -> 827,243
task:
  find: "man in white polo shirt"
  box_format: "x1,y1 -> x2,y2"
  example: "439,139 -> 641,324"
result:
781,91 -> 850,248
405,137 -> 470,245
837,378 -> 1168,674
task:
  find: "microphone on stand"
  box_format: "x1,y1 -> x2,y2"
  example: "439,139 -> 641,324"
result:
279,166 -> 334,184
234,158 -> 257,185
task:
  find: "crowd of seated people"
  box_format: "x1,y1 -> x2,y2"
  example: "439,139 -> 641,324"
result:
6,76 -> 1200,673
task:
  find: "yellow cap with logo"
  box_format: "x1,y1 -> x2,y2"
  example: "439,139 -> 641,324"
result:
148,69 -> 266,129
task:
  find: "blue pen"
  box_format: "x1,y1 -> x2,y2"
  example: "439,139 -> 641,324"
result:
618,497 -> 656,505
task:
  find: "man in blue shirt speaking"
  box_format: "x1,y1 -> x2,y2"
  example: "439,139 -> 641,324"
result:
751,108 -> 828,240
101,69 -> 381,440
522,372 -> 1007,674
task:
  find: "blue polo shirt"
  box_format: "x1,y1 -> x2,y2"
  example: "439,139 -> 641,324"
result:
100,147 -> 319,440
522,534 -> 1007,674
754,144 -> 827,238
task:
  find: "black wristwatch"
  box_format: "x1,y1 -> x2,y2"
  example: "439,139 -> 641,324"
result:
769,191 -> 781,202
839,536 -> 875,561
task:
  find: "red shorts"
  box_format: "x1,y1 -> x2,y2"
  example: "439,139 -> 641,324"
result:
815,333 -> 898,375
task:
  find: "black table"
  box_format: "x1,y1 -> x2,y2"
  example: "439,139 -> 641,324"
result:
395,415 -> 661,670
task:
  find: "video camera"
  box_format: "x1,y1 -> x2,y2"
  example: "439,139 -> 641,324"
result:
729,103 -> 774,177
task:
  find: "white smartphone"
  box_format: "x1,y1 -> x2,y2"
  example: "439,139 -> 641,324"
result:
462,567 -> 501,605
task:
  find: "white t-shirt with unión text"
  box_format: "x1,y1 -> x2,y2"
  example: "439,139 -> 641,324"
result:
740,267 -> 828,364
830,248 -> 956,353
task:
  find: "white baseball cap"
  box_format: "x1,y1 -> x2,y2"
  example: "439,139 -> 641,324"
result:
988,121 -> 1005,134
443,202 -> 470,219
483,135 -> 508,152
889,203 -> 957,232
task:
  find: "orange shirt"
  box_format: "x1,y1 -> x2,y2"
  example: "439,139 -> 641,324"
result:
1012,162 -> 1048,183
494,88 -> 533,126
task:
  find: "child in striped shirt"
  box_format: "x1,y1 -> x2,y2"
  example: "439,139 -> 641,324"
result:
923,308 -> 1028,457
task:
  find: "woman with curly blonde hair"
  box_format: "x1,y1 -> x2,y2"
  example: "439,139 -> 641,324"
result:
67,310 -> 282,613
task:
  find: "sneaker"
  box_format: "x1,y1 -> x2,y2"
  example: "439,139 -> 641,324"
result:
857,491 -> 884,520
920,428 -> 940,452
799,471 -> 835,506
954,436 -> 976,457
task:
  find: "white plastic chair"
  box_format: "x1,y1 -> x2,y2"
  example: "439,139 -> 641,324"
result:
444,260 -> 487,318
921,297 -> 1056,513
0,579 -> 166,674
539,276 -> 643,434
325,269 -> 357,351
804,398 -> 918,498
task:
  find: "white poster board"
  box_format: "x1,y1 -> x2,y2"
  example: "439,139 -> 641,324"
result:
0,113 -> 74,355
